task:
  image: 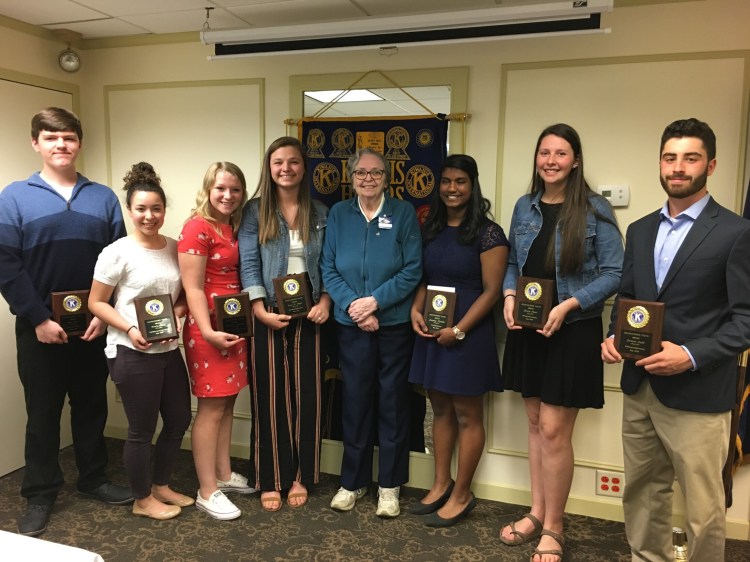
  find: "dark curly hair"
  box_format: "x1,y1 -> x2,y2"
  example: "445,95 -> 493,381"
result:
122,162 -> 166,208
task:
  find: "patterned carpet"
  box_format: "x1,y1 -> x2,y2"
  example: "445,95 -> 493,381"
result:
1,439 -> 748,561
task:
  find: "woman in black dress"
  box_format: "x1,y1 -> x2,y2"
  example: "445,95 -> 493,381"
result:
499,125 -> 623,562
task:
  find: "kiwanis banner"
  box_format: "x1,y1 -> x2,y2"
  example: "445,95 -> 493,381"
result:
299,116 -> 449,220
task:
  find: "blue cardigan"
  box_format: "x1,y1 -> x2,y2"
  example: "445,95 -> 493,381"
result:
321,195 -> 422,327
0,172 -> 126,326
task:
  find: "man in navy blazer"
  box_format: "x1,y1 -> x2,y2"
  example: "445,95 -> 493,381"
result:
602,118 -> 750,562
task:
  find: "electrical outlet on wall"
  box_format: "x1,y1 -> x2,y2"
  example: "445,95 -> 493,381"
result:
596,469 -> 625,497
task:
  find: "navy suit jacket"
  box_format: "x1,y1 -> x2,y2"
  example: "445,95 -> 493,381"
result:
609,196 -> 750,412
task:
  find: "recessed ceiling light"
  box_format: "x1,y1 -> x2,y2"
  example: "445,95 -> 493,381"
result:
305,90 -> 383,103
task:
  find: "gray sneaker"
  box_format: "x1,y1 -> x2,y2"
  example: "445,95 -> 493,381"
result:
17,504 -> 52,537
330,487 -> 367,511
376,486 -> 400,518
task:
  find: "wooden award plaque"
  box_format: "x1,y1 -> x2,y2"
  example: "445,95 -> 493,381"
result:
614,298 -> 665,360
51,290 -> 92,336
273,273 -> 312,318
133,294 -> 178,342
513,276 -> 554,329
424,285 -> 456,334
214,293 -> 253,338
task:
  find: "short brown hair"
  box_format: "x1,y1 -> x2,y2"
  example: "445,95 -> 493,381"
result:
31,107 -> 83,141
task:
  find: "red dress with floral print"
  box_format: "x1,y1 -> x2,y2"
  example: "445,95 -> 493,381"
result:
178,216 -> 248,397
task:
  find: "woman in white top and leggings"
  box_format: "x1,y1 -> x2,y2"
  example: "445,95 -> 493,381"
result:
89,162 -> 192,521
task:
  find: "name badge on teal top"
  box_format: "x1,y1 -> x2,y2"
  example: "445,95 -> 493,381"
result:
378,215 -> 393,229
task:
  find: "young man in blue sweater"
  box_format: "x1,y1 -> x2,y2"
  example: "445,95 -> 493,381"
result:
0,107 -> 132,537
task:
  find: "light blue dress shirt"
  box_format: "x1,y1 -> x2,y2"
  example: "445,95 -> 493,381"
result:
653,192 -> 711,368
654,193 -> 710,291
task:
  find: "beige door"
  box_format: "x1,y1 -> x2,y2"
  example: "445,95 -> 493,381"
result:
0,77 -> 75,476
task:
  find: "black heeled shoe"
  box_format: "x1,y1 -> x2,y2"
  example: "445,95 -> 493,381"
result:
408,480 -> 455,515
424,494 -> 477,528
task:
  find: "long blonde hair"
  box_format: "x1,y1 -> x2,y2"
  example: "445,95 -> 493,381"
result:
251,136 -> 314,245
189,162 -> 248,236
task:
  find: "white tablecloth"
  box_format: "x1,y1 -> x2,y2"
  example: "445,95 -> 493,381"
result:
0,530 -> 104,561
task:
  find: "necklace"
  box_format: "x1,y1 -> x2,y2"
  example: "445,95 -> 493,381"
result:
281,203 -> 299,227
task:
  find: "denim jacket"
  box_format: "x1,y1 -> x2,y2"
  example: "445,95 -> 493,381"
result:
502,191 -> 623,323
238,198 -> 328,307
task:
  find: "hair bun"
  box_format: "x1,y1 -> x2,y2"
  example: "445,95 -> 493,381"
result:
134,162 -> 155,175
123,161 -> 161,191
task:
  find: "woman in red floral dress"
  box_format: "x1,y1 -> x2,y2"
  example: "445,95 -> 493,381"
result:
178,162 -> 253,520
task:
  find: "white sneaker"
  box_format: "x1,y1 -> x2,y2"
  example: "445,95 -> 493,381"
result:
330,487 -> 367,511
217,472 -> 256,494
376,486 -> 400,518
195,490 -> 241,520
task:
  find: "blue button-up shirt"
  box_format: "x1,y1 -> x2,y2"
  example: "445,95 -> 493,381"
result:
653,192 -> 710,368
654,193 -> 710,291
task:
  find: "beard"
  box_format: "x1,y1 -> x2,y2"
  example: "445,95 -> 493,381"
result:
659,168 -> 709,199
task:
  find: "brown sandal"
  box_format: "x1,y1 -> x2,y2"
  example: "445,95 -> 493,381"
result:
261,491 -> 282,512
530,529 -> 564,562
499,512 -> 543,545
287,482 -> 308,508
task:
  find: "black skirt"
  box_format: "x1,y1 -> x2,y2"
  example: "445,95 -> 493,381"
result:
502,316 -> 604,409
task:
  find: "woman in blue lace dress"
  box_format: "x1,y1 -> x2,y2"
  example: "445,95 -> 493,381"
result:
408,154 -> 509,527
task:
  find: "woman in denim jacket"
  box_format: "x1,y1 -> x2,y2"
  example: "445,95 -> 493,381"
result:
499,124 -> 623,562
238,136 -> 330,512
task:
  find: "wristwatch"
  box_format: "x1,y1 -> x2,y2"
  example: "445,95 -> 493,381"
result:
452,326 -> 465,340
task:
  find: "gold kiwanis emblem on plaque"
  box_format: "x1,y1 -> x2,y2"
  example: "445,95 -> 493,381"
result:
524,282 -> 543,301
63,295 -> 82,312
223,298 -> 242,316
416,129 -> 434,148
626,306 -> 650,329
144,299 -> 164,316
283,279 -> 300,295
431,294 -> 448,312
405,165 -> 435,199
313,162 -> 340,195
306,128 -> 325,158
385,126 -> 410,160
330,128 -> 354,158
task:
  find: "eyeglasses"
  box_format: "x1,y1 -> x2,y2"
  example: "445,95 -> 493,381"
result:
352,169 -> 385,180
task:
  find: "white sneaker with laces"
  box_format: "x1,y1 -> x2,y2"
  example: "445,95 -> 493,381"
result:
376,486 -> 400,518
195,490 -> 241,520
330,487 -> 367,511
217,472 -> 256,494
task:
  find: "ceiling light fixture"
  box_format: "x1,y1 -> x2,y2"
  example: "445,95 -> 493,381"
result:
305,90 -> 384,103
53,29 -> 83,73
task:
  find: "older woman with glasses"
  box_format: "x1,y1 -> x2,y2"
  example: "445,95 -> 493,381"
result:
321,148 -> 422,518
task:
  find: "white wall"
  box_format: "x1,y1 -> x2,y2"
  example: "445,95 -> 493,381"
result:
1,0 -> 749,539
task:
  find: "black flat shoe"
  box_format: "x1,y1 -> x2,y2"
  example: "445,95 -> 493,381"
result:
424,494 -> 477,527
409,480 -> 455,515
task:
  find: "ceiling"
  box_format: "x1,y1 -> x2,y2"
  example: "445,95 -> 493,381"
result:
0,0 -> 578,40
